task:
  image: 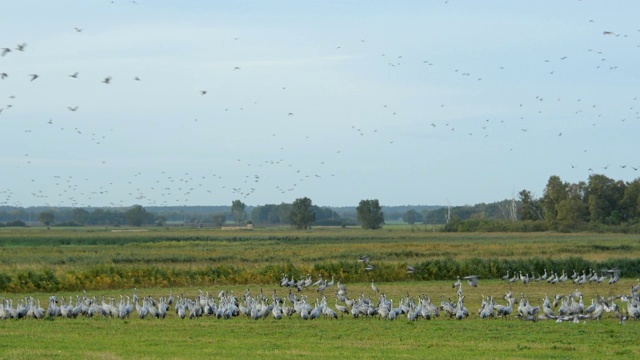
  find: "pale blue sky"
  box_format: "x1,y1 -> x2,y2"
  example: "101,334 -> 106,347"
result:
1,0 -> 639,207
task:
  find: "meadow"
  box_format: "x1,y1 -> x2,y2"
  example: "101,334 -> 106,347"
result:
1,226 -> 639,292
1,226 -> 640,359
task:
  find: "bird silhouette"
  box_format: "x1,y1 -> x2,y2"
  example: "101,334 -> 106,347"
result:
29,74 -> 39,81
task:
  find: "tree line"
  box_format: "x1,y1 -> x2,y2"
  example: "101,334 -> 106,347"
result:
2,173 -> 638,232
440,174 -> 640,233
0,199 -> 386,230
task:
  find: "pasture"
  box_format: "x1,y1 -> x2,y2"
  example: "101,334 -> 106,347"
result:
1,227 -> 640,359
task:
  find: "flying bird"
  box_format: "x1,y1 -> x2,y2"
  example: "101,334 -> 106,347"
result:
364,264 -> 376,271
102,76 -> 111,84
67,106 -> 79,112
463,275 -> 479,288
200,90 -> 207,95
29,74 -> 39,81
0,73 -> 7,80
1,48 -> 10,56
69,72 -> 79,78
16,43 -> 27,51
74,27 -> 83,32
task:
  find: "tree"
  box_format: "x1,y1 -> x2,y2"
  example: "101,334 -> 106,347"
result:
357,199 -> 384,229
38,211 -> 55,228
518,189 -> 543,221
620,179 -> 640,222
155,215 -> 167,227
556,183 -> 588,232
124,205 -> 148,227
586,174 -> 625,225
289,197 -> 316,229
72,208 -> 90,225
231,200 -> 247,225
403,209 -> 419,225
541,175 -> 568,230
421,209 -> 429,224
212,213 -> 226,227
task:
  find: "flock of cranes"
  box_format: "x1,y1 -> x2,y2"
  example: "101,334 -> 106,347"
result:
501,268 -> 622,286
3,270 -> 639,324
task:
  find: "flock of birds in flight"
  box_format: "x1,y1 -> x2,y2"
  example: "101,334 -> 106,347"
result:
3,265 -> 640,324
1,0 -> 640,208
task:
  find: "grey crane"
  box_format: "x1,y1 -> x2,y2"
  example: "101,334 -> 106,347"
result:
371,280 -> 379,293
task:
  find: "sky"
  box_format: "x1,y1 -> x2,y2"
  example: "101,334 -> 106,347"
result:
1,0 -> 639,208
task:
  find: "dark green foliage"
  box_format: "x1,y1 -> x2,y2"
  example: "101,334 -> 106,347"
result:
518,190 -> 543,221
38,210 -> 55,227
0,220 -> 27,227
357,199 -> 384,229
212,213 -> 226,227
52,221 -> 83,227
231,200 -> 247,225
72,208 -> 90,225
402,209 -> 420,225
124,205 -> 150,227
288,197 -> 316,229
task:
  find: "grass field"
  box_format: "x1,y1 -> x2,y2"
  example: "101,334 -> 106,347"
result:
1,280 -> 639,359
1,227 -> 640,358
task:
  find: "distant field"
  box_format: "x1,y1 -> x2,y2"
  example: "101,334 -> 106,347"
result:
1,227 -> 639,292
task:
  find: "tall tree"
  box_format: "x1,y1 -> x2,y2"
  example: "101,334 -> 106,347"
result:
556,182 -> 588,232
357,199 -> 384,229
541,175 -> 568,230
518,189 -> 544,221
231,200 -> 247,225
289,197 -> 316,229
586,174 -> 625,225
403,209 -> 419,225
124,205 -> 148,227
620,179 -> 640,222
38,211 -> 55,228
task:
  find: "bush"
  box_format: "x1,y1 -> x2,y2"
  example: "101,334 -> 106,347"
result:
53,221 -> 83,227
0,220 -> 28,227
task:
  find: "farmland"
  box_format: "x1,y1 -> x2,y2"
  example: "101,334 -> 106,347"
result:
1,227 -> 640,292
1,227 -> 640,359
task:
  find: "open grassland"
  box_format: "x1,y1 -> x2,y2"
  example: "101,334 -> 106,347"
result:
1,227 -> 640,292
2,228 -> 640,358
1,280 -> 639,359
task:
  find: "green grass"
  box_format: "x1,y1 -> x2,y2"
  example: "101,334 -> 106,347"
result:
1,280 -> 639,359
1,228 -> 640,292
1,227 -> 640,358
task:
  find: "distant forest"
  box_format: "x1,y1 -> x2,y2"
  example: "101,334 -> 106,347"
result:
1,174 -> 639,233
